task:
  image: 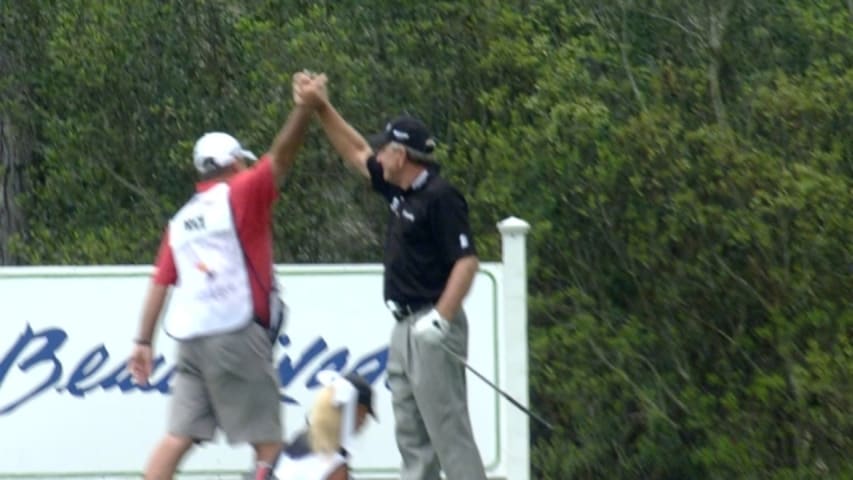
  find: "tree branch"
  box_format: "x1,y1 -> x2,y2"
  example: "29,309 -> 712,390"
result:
706,1 -> 731,127
618,0 -> 646,111
630,9 -> 707,46
587,335 -> 680,429
100,162 -> 167,221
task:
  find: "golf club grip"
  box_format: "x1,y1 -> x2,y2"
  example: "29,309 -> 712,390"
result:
438,342 -> 554,431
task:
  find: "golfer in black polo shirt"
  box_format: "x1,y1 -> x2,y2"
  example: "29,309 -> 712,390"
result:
294,74 -> 487,480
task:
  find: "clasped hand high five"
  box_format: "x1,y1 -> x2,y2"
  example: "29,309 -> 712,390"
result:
292,70 -> 328,108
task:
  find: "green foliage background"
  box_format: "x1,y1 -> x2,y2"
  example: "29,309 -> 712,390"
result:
2,1 -> 851,478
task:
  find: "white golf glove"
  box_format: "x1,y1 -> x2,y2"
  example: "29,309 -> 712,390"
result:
413,308 -> 450,345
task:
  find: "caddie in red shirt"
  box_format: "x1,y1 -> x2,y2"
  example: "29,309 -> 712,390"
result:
128,73 -> 325,480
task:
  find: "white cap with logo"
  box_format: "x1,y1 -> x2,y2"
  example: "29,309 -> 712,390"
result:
192,132 -> 258,174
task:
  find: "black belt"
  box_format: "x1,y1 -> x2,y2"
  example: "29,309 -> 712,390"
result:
387,300 -> 433,321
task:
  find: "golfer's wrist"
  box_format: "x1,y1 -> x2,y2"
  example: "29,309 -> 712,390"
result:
134,338 -> 152,346
315,98 -> 330,114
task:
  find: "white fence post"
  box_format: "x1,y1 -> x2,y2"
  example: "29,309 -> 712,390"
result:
497,216 -> 531,480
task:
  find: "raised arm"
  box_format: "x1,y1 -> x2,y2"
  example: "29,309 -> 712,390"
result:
267,73 -> 319,183
316,101 -> 372,178
295,74 -> 372,178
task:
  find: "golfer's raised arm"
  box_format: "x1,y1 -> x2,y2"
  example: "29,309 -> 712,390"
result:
312,92 -> 372,178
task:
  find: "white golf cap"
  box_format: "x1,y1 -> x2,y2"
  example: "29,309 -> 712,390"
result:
192,132 -> 258,174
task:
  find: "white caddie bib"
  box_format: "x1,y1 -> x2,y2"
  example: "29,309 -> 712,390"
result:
165,182 -> 254,340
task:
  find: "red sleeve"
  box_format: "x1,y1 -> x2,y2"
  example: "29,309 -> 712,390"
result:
153,231 -> 177,285
228,155 -> 279,214
229,155 -> 279,323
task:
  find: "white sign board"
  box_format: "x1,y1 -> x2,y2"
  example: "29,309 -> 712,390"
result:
0,264 -> 506,479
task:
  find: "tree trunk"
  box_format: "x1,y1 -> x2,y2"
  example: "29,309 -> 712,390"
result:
0,114 -> 28,265
0,42 -> 29,265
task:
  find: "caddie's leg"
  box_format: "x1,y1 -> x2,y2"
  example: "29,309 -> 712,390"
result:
250,442 -> 283,480
143,434 -> 193,480
412,309 -> 487,480
206,323 -> 283,470
388,316 -> 441,480
146,341 -> 211,479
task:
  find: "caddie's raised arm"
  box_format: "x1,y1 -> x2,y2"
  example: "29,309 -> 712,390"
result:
294,74 -> 372,179
266,73 -> 321,183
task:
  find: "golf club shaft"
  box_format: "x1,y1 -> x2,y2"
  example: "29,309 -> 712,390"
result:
438,342 -> 554,431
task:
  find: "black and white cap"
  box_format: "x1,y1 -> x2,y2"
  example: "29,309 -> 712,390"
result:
368,115 -> 437,159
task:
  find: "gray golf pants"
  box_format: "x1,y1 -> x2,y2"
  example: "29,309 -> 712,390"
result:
387,308 -> 488,480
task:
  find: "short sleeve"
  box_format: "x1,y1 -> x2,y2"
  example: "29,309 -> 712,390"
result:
229,155 -> 279,215
153,231 -> 177,285
429,186 -> 477,264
